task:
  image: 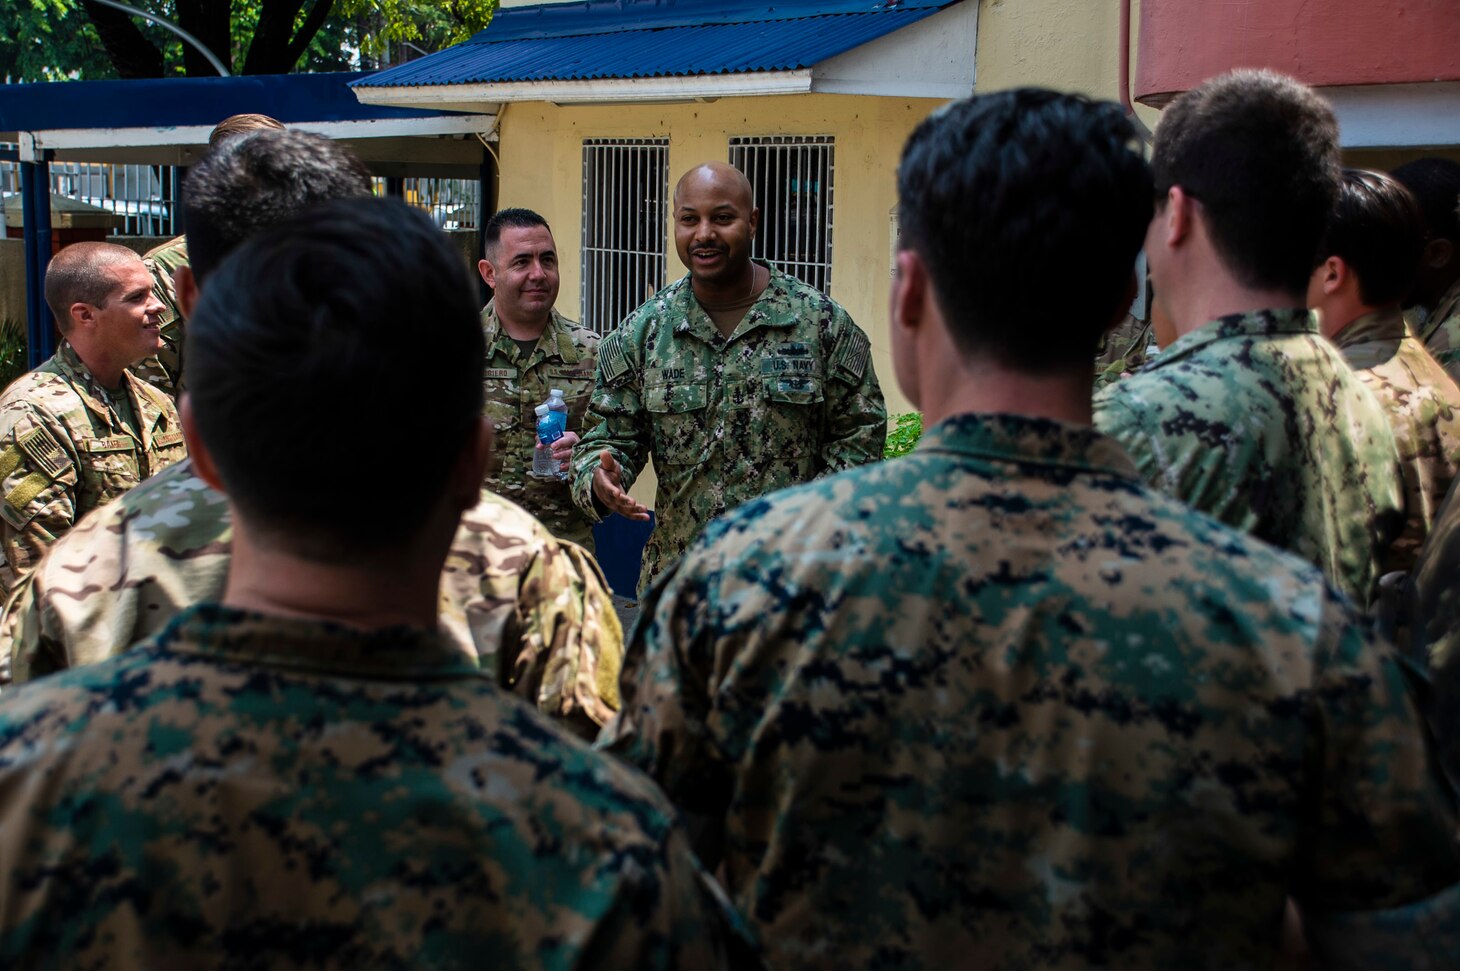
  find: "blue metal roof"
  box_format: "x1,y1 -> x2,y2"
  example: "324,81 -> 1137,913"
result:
353,0 -> 959,88
0,71 -> 467,134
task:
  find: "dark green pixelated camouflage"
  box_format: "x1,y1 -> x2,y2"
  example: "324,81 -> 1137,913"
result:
481,300 -> 598,549
0,459 -> 623,733
1094,308 -> 1405,608
602,413 -> 1460,970
0,342 -> 186,593
570,266 -> 885,596
0,604 -> 760,970
1408,276 -> 1460,387
133,234 -> 189,396
1333,309 -> 1460,571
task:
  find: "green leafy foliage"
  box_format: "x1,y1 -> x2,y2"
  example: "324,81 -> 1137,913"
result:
883,412 -> 922,460
0,0 -> 498,81
0,321 -> 29,392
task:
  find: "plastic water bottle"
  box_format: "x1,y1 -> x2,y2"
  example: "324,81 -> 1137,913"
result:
546,390 -> 570,480
533,403 -> 564,478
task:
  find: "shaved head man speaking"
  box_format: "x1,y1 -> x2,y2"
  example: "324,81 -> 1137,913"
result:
571,161 -> 887,595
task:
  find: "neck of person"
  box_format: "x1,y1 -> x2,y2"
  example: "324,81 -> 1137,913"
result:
926,365 -> 1097,429
221,513 -> 449,631
68,339 -> 129,391
692,261 -> 761,308
495,306 -> 553,343
1165,265 -> 1306,340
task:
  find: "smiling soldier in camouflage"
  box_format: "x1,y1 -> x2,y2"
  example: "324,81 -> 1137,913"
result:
0,197 -> 758,968
601,88 -> 1460,969
571,161 -> 886,595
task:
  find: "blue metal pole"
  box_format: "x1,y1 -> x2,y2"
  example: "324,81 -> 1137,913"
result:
19,157 -> 54,370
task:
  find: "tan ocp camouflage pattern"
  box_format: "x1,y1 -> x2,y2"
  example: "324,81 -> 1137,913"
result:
133,234 -> 189,396
0,603 -> 761,969
1332,309 -> 1460,572
1094,308 -> 1405,608
481,299 -> 598,549
0,341 -> 186,594
601,412 -> 1460,970
0,459 -> 622,735
570,265 -> 886,595
1406,276 -> 1460,388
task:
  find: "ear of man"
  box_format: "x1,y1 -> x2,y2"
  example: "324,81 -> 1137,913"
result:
175,265 -> 199,319
180,395 -> 224,495
477,258 -> 498,290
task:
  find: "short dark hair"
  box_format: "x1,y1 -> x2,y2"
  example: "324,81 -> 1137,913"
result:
187,198 -> 485,561
1316,170 -> 1425,308
1391,157 -> 1460,245
896,88 -> 1152,372
483,207 -> 549,258
182,129 -> 372,282
43,242 -> 141,330
1152,69 -> 1340,295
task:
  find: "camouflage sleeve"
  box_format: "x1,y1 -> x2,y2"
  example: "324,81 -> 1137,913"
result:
819,311 -> 886,473
1296,591 -> 1460,961
583,821 -> 765,969
571,327 -> 647,521
0,569 -> 63,691
0,408 -> 80,595
598,548 -> 733,821
509,536 -> 624,739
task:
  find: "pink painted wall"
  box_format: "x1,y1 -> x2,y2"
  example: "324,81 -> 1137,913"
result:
1135,0 -> 1460,105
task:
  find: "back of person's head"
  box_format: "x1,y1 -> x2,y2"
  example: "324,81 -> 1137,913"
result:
207,112 -> 284,150
1153,69 -> 1340,295
43,242 -> 143,330
1392,157 -> 1460,244
187,197 -> 484,562
182,129 -> 372,282
1316,170 -> 1425,308
483,207 -> 550,257
896,88 -> 1152,371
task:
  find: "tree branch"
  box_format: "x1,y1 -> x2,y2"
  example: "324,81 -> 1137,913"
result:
281,0 -> 338,69
80,0 -> 164,78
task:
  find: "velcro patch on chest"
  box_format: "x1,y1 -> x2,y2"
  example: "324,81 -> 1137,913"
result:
598,332 -> 632,387
16,425 -> 73,480
483,367 -> 519,380
831,327 -> 871,383
81,436 -> 137,455
153,430 -> 185,449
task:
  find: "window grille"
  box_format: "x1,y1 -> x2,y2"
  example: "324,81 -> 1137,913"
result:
729,135 -> 834,294
581,138 -> 669,334
0,153 -> 180,237
370,176 -> 481,230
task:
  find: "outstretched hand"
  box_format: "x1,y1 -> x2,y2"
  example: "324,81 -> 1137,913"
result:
591,450 -> 651,521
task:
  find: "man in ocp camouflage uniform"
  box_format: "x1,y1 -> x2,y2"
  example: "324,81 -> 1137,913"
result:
572,161 -> 886,595
1,131 -> 622,736
1094,70 -> 1404,609
0,243 -> 186,593
601,87 -> 1460,971
132,113 -> 284,396
1309,169 -> 1460,572
0,198 -> 758,970
478,208 -> 599,550
1394,158 -> 1460,384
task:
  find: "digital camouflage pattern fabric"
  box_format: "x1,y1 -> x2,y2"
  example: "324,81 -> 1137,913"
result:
1419,480 -> 1460,671
0,603 -> 761,970
601,412 -> 1460,970
1333,309 -> 1460,572
133,234 -> 189,396
571,266 -> 885,595
1094,308 -> 1405,608
0,459 -> 623,736
481,299 -> 598,549
0,341 -> 185,593
1407,276 -> 1460,387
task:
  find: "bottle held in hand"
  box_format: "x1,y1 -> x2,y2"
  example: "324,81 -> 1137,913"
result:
533,403 -> 565,479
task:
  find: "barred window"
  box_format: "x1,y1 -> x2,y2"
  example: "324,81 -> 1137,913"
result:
729,135 -> 834,294
581,138 -> 670,334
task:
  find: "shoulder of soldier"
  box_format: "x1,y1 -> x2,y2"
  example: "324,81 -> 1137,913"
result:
0,369 -> 81,439
142,235 -> 188,267
457,488 -> 559,553
556,313 -> 602,352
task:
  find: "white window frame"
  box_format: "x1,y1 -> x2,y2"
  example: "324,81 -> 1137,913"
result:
729,135 -> 835,294
580,138 -> 670,334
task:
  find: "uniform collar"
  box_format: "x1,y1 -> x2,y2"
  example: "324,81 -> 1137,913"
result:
156,602 -> 480,680
1333,307 -> 1408,349
482,300 -> 581,365
1144,307 -> 1317,370
917,412 -> 1141,480
671,263 -> 799,343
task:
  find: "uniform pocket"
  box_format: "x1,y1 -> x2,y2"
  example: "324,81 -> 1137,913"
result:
643,381 -> 708,463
